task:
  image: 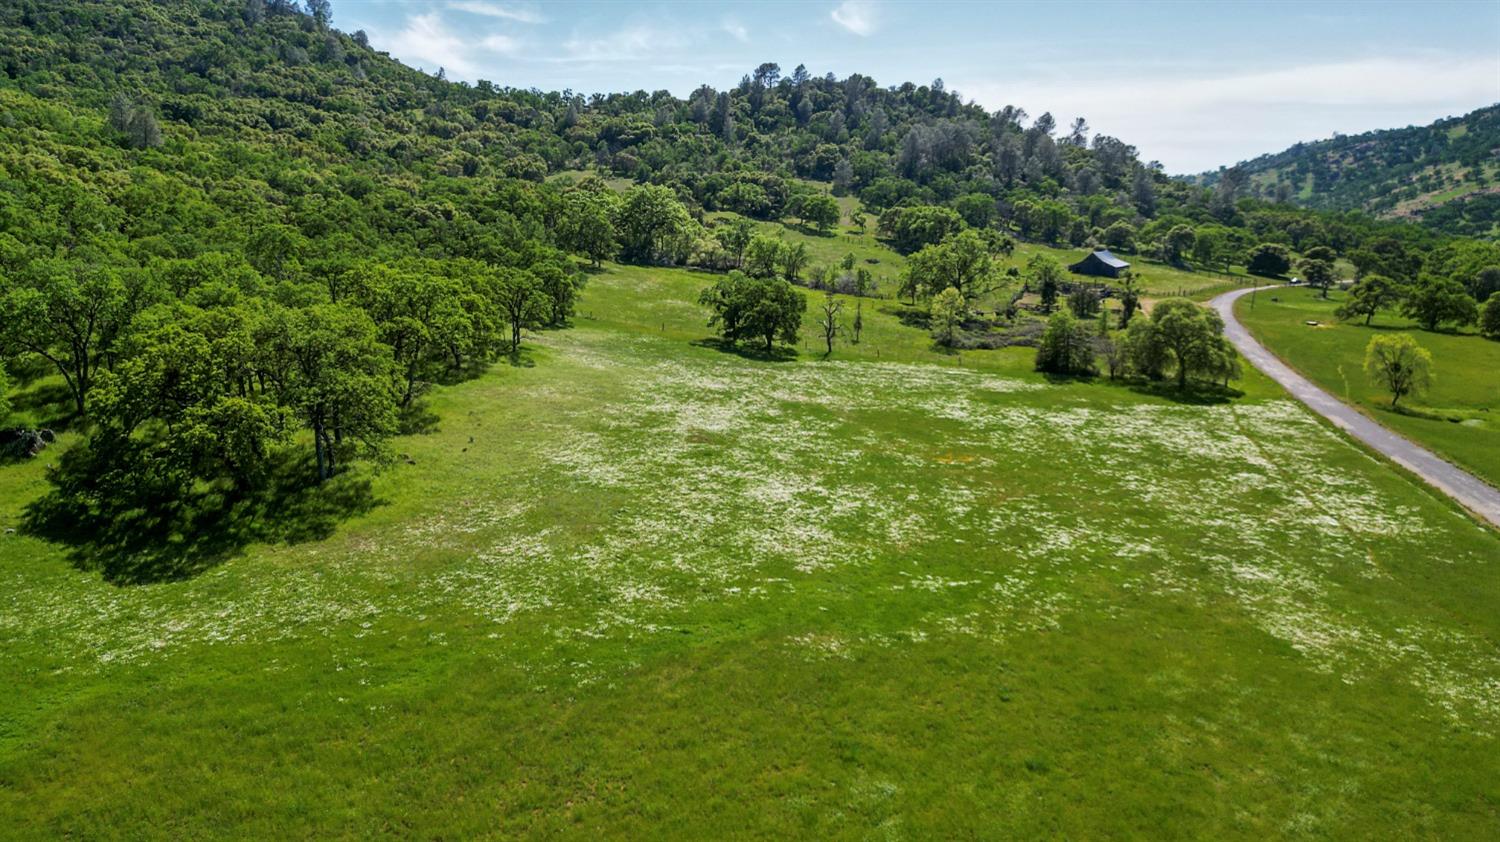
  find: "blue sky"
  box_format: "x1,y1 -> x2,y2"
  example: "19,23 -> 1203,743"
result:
331,0 -> 1500,173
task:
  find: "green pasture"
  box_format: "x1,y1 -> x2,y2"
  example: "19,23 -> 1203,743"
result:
1,263 -> 1496,838
1236,286 -> 1500,489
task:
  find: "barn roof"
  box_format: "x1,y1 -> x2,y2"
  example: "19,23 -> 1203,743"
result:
1090,249 -> 1130,269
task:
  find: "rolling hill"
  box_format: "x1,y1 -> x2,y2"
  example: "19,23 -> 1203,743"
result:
1190,105 -> 1500,238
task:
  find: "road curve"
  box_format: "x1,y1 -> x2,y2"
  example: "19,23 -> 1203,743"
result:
1211,286 -> 1500,530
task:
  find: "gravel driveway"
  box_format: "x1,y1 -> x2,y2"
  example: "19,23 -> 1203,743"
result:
1212,286 -> 1500,529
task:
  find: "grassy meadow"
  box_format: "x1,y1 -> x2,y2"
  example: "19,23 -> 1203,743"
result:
1235,286 -> 1500,489
716,210 -> 1243,296
2,256 -> 1499,838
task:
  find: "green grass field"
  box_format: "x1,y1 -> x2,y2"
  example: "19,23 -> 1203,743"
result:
1236,286 -> 1500,489
2,260 -> 1499,837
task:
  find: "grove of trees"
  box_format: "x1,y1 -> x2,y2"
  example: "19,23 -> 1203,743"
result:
1027,295 -> 1239,389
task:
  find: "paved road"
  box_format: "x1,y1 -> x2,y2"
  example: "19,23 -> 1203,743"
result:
1211,286 -> 1500,530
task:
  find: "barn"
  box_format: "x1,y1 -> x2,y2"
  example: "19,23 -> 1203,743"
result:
1068,249 -> 1130,278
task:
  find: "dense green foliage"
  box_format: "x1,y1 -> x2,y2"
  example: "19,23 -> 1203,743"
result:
3,0 -> 1494,333
1030,294 -> 1237,388
1335,274 -> 1402,325
928,285 -> 966,347
1483,292 -> 1500,339
0,0 -> 599,565
1402,274 -> 1479,331
1189,105 -> 1500,238
902,229 -> 1005,300
698,271 -> 806,351
1245,243 -> 1292,277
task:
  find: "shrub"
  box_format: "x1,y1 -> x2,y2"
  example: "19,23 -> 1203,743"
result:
1035,311 -> 1096,375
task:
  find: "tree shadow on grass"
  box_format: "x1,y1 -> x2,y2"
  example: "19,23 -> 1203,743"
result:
503,346 -> 541,368
1123,378 -> 1243,405
430,356 -> 494,386
1384,404 -> 1469,423
23,448 -> 382,586
1361,322 -> 1477,338
879,304 -> 930,330
785,222 -> 837,238
1037,371 -> 1099,385
7,381 -> 80,433
690,337 -> 800,362
398,399 -> 442,435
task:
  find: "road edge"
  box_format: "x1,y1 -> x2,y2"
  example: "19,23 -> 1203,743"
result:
1211,286 -> 1500,531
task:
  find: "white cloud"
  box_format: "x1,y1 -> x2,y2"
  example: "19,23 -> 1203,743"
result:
384,13 -> 479,77
560,25 -> 681,63
374,10 -> 525,80
722,18 -> 749,43
447,1 -> 545,24
480,33 -> 520,54
955,54 -> 1500,172
830,0 -> 877,36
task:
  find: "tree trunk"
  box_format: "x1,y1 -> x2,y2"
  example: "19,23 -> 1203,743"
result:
313,422 -> 327,481
324,428 -> 338,478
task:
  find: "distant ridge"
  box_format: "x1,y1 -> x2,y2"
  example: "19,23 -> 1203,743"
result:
1187,105 -> 1500,239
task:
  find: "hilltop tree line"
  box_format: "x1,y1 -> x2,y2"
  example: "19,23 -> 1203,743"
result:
3,1 -> 1494,275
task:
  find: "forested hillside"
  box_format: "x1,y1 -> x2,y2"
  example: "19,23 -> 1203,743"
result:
3,0 -> 1499,566
1191,105 -> 1500,238
3,0 -> 1483,260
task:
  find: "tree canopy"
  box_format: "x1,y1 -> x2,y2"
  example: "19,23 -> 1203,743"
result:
1402,275 -> 1479,331
1137,299 -> 1237,389
1364,334 -> 1433,407
699,272 -> 806,352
